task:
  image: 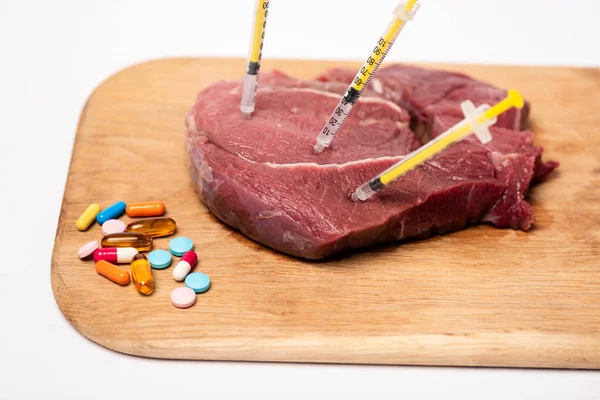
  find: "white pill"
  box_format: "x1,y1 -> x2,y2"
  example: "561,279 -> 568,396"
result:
172,251 -> 198,281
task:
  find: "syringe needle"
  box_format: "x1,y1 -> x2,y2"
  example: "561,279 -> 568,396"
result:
313,0 -> 420,154
240,0 -> 270,118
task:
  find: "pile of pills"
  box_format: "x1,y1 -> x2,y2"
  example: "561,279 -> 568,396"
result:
75,200 -> 210,309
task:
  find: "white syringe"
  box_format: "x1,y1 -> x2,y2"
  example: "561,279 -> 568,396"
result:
313,0 -> 421,153
351,90 -> 525,201
240,0 -> 270,119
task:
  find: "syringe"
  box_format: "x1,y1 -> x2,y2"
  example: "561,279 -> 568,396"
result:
240,0 -> 270,119
351,89 -> 525,201
313,0 -> 421,153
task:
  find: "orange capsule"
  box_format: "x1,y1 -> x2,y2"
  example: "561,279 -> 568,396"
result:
95,260 -> 130,286
126,201 -> 166,218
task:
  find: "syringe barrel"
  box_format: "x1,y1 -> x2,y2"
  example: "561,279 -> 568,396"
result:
240,73 -> 258,115
313,93 -> 355,153
241,0 -> 269,117
351,178 -> 385,201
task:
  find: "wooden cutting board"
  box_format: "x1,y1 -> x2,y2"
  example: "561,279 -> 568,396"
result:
51,58 -> 600,369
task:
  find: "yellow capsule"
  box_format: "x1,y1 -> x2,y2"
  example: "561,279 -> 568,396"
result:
76,203 -> 101,231
130,253 -> 154,295
126,217 -> 177,238
101,232 -> 152,251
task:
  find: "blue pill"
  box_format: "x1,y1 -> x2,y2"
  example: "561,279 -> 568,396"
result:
147,249 -> 172,269
169,237 -> 193,256
97,201 -> 126,224
185,272 -> 210,293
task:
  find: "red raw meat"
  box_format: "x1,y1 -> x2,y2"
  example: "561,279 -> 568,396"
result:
185,65 -> 558,259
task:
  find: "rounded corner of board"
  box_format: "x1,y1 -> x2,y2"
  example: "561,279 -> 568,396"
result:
49,272 -> 153,359
50,262 -> 89,338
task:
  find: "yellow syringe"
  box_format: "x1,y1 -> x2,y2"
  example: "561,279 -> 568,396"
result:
351,90 -> 525,201
313,0 -> 421,153
240,0 -> 270,118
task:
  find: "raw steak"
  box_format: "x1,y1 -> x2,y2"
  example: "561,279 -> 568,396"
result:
185,65 -> 558,259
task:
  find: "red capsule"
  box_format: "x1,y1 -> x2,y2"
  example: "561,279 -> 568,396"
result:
93,247 -> 139,264
172,251 -> 198,282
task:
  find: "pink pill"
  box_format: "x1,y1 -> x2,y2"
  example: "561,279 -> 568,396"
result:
77,240 -> 100,259
170,286 -> 197,309
101,219 -> 126,235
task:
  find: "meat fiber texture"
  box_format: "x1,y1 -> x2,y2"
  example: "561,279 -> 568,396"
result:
185,64 -> 559,260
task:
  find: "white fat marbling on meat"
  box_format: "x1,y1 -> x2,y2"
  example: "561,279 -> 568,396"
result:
451,176 -> 467,181
235,152 -> 406,169
256,210 -> 284,219
371,78 -> 384,94
262,155 -> 405,169
229,84 -> 242,95
489,151 -> 520,171
185,113 -> 198,134
399,220 -> 406,238
358,119 -> 379,127
258,87 -> 406,117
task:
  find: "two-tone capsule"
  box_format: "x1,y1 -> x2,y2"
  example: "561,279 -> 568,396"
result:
101,232 -> 152,251
126,201 -> 166,218
130,253 -> 154,295
126,217 -> 177,238
95,260 -> 131,286
94,247 -> 138,264
76,203 -> 101,231
172,251 -> 198,282
97,201 -> 126,224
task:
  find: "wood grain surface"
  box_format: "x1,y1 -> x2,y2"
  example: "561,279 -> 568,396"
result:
51,57 -> 600,368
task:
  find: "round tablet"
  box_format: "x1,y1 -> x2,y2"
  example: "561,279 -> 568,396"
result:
147,249 -> 172,269
77,240 -> 99,259
185,272 -> 210,293
169,236 -> 194,256
170,286 -> 196,309
101,219 -> 126,235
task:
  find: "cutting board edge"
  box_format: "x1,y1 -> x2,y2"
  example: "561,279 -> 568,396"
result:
72,55 -> 600,107
49,57 -> 600,369
52,222 -> 600,370
49,271 -> 600,371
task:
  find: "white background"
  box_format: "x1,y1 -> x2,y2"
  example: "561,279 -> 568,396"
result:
1,0 -> 599,399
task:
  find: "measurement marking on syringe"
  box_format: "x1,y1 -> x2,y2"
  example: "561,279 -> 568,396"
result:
313,1 -> 420,153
